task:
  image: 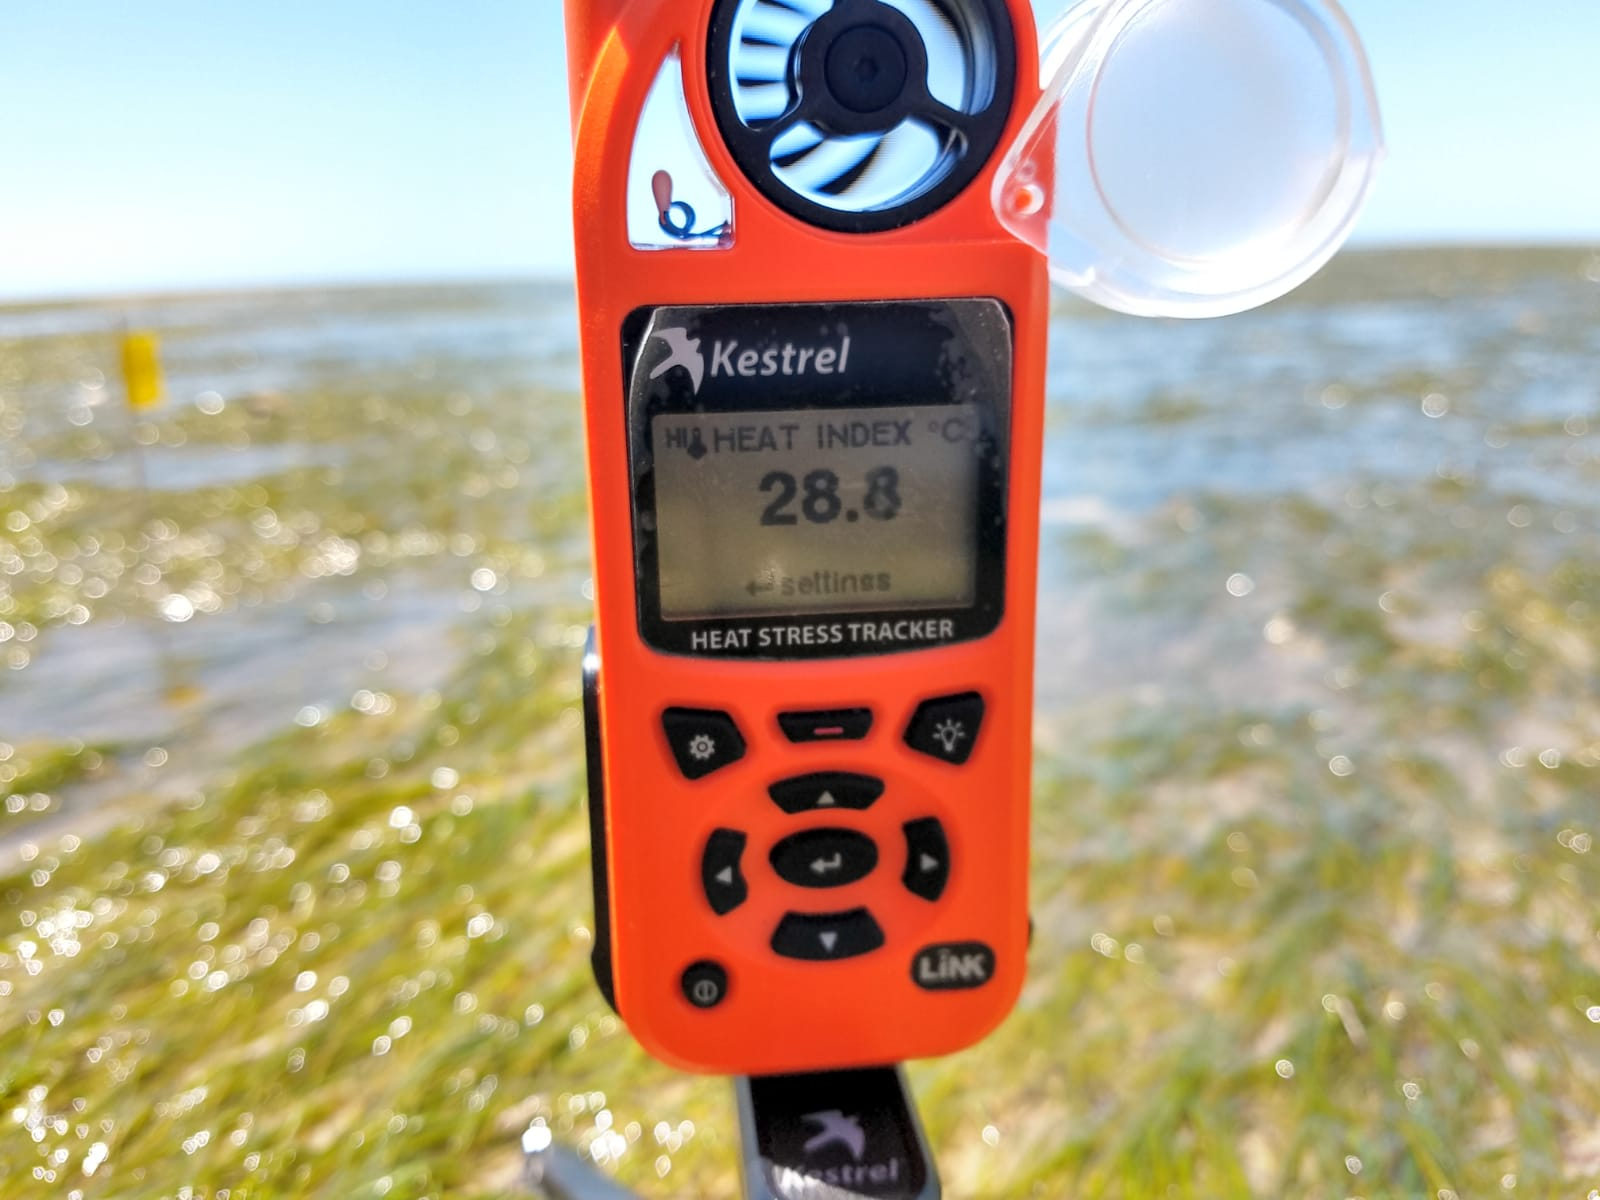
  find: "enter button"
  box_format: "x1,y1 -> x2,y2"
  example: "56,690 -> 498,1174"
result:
769,828 -> 878,889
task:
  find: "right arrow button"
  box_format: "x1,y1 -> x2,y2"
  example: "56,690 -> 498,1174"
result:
901,817 -> 950,902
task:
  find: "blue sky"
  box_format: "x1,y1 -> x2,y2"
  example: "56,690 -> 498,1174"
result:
1,0 -> 1597,301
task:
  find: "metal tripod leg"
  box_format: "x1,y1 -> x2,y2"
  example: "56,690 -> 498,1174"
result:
524,1065 -> 939,1200
521,1122 -> 644,1200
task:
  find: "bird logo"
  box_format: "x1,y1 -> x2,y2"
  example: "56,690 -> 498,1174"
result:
649,327 -> 705,395
801,1110 -> 866,1162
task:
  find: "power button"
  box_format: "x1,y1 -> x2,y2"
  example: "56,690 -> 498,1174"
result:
681,961 -> 728,1010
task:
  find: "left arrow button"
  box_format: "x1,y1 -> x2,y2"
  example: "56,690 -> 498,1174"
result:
702,829 -> 749,915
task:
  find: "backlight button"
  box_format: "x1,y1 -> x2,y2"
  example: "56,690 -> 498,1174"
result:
904,692 -> 985,765
662,707 -> 746,780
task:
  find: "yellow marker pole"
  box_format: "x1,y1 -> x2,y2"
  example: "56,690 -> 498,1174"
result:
119,327 -> 161,497
121,331 -> 165,411
118,324 -> 193,705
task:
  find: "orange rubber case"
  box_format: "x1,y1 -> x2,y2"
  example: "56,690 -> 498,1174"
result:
564,0 -> 1047,1075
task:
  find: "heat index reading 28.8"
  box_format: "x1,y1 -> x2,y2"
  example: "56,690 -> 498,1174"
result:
651,403 -> 981,620
758,466 -> 902,526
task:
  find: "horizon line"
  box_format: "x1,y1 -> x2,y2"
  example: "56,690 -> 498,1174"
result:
2,238 -> 1596,310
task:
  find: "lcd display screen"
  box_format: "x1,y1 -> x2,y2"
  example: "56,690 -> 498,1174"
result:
651,404 -> 981,619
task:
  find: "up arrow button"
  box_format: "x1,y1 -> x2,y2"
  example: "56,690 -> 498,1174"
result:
768,772 -> 884,815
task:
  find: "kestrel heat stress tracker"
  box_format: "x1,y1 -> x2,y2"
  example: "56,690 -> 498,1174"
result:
562,0 -> 1387,1078
563,0 -> 1048,1076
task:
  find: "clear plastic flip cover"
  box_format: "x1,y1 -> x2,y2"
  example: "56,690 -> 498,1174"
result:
995,0 -> 1384,317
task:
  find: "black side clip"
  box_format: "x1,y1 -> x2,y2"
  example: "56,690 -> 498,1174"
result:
581,626 -> 617,1011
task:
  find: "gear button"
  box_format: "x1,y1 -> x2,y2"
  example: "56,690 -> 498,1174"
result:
904,693 -> 985,766
662,708 -> 746,780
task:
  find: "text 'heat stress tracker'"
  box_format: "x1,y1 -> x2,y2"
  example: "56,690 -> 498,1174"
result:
564,0 -> 1048,1076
